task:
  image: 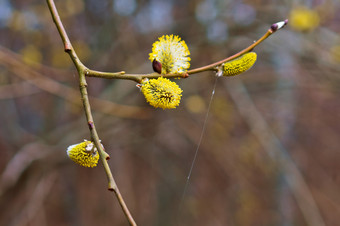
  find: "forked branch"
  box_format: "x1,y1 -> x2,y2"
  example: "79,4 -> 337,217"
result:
46,0 -> 136,225
46,0 -> 287,225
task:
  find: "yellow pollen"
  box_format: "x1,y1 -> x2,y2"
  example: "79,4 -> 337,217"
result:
223,52 -> 257,77
141,77 -> 183,109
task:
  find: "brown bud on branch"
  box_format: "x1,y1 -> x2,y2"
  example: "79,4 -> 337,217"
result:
152,59 -> 162,74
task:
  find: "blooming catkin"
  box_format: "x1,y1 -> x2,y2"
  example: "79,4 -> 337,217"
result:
141,77 -> 183,109
149,35 -> 191,74
223,52 -> 257,76
66,140 -> 100,167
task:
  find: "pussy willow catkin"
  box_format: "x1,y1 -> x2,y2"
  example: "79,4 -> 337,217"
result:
223,52 -> 257,76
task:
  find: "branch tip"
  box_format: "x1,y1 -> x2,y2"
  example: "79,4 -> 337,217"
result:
271,19 -> 288,32
270,23 -> 278,32
284,19 -> 289,25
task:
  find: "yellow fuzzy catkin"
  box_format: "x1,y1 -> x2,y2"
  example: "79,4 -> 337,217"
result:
149,35 -> 191,74
66,140 -> 99,167
141,77 -> 182,109
223,52 -> 257,76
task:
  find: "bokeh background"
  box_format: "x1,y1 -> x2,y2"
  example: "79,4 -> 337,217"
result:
1,0 -> 340,225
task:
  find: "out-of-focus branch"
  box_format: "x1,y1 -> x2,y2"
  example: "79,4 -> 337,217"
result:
0,143 -> 52,196
0,46 -> 151,119
10,173 -> 57,226
225,79 -> 325,226
0,82 -> 40,99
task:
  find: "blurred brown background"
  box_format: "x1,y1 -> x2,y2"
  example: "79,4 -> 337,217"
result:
1,0 -> 340,225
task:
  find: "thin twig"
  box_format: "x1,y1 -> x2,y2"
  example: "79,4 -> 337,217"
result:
0,81 -> 39,99
0,46 -> 151,119
11,173 -> 58,226
84,22 -> 288,82
46,0 -> 137,225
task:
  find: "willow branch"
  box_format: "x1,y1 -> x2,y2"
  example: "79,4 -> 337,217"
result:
187,27 -> 276,74
47,0 -> 287,223
85,20 -> 287,82
46,0 -> 136,225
